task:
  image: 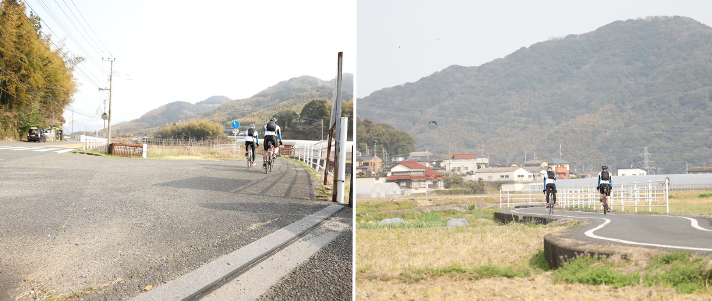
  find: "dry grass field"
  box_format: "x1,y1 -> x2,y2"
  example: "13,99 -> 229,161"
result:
355,190 -> 712,300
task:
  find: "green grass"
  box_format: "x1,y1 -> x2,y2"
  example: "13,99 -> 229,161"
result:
553,251 -> 712,293
357,207 -> 499,229
699,193 -> 712,198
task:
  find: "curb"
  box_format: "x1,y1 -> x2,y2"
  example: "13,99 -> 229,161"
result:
494,209 -> 620,269
131,204 -> 345,301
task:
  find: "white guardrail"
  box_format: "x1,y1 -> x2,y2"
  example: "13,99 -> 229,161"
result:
295,140 -> 334,179
500,179 -> 670,213
80,135 -> 107,150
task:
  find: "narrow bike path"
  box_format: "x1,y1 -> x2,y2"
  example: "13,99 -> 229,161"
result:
511,207 -> 712,254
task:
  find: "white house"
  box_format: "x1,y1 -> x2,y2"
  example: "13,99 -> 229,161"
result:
475,166 -> 534,191
617,167 -> 647,176
444,153 -> 489,175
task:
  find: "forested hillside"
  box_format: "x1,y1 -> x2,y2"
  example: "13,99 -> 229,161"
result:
196,74 -> 353,133
0,0 -> 77,139
358,16 -> 712,174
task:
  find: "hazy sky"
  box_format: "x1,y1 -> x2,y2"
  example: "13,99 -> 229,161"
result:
357,0 -> 712,98
23,0 -> 355,133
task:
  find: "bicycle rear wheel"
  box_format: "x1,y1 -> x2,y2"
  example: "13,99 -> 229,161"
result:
265,152 -> 270,174
247,149 -> 252,168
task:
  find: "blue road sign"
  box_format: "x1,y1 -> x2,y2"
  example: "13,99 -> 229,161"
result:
232,120 -> 240,129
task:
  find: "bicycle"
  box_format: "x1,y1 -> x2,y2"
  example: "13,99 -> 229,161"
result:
265,142 -> 275,174
246,146 -> 254,168
545,187 -> 556,215
599,185 -> 610,215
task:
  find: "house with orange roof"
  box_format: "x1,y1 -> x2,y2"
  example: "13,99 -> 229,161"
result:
386,161 -> 446,194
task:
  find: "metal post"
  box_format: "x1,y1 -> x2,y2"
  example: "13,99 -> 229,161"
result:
665,177 -> 669,213
335,117 -> 347,203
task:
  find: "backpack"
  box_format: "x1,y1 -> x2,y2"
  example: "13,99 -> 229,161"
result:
547,171 -> 555,179
601,170 -> 610,181
247,128 -> 255,137
266,120 -> 277,131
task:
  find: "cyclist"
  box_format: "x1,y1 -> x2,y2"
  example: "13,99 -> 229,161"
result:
597,166 -> 613,212
543,167 -> 557,208
244,124 -> 258,166
263,117 -> 282,169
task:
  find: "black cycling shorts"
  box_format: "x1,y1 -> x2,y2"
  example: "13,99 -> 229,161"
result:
264,135 -> 278,151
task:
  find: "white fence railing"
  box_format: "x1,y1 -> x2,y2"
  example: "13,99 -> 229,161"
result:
294,140 -> 334,179
500,179 -> 670,213
80,135 -> 108,150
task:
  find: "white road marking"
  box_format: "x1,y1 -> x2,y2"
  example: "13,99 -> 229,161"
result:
512,208 -> 712,252
32,148 -> 61,152
0,146 -> 78,153
680,217 -> 712,232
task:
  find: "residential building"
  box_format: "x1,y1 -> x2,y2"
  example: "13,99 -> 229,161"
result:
443,153 -> 489,175
355,176 -> 387,184
356,156 -> 383,174
617,168 -> 647,176
523,166 -> 547,183
475,166 -> 534,191
386,161 -> 446,194
409,150 -> 434,160
523,159 -> 548,168
548,158 -> 571,179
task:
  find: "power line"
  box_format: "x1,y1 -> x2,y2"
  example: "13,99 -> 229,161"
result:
68,0 -> 111,57
34,0 -> 103,71
54,0 -> 103,57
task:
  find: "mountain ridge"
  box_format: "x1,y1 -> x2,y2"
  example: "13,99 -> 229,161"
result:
358,16 -> 712,174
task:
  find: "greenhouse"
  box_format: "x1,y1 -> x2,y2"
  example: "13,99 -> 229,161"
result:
530,174 -> 712,191
355,183 -> 402,198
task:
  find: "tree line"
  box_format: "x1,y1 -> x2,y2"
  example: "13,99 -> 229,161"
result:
0,0 -> 78,139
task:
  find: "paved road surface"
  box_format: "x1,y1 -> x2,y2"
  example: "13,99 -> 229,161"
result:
0,141 -> 349,300
512,206 -> 712,255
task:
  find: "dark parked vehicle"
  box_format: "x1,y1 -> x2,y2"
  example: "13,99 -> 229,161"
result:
27,127 -> 42,142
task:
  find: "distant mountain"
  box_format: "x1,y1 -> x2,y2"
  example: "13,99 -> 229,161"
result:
195,74 -> 353,129
196,95 -> 231,105
358,16 -> 712,174
114,74 -> 353,136
114,96 -> 230,132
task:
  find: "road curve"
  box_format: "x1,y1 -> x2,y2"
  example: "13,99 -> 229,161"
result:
510,207 -> 712,255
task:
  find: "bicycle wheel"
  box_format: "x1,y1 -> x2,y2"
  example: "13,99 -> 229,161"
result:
265,151 -> 270,174
269,156 -> 273,172
247,149 -> 252,168
603,196 -> 608,215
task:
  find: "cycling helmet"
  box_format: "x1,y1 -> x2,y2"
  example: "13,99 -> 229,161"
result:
602,166 -> 608,170
547,167 -> 553,172
270,117 -> 277,122
249,124 -> 256,129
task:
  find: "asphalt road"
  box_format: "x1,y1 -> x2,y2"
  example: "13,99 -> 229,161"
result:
512,206 -> 712,254
0,141 -> 347,300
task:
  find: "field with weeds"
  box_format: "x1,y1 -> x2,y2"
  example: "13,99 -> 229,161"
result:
356,195 -> 712,300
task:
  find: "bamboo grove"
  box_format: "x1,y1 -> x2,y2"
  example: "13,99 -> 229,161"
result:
0,0 -> 77,139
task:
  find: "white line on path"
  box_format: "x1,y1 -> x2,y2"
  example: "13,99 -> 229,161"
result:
679,217 -> 712,232
513,208 -> 712,252
54,148 -> 77,153
32,148 -> 61,152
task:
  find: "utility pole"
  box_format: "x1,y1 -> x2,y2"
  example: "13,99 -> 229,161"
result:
101,58 -> 116,146
71,111 -> 74,138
